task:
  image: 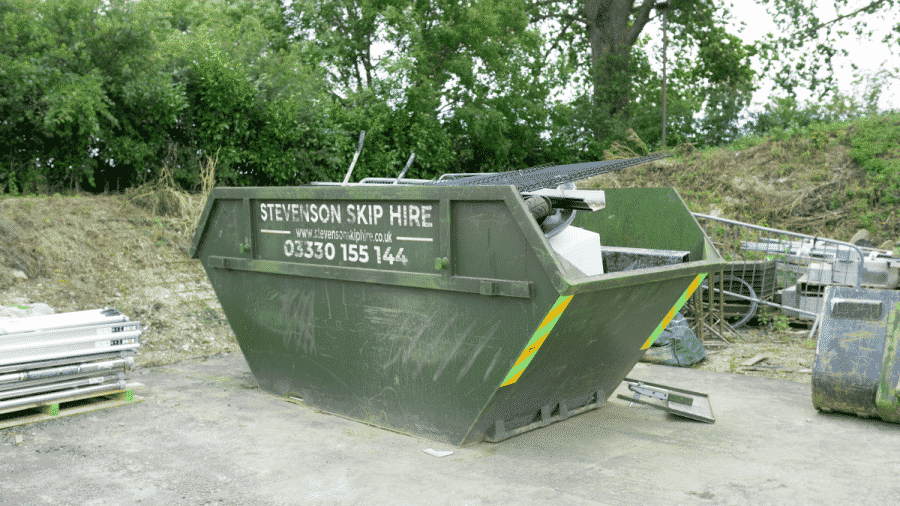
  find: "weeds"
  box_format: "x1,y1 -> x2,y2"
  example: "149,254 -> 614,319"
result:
810,130 -> 828,150
727,134 -> 763,151
772,314 -> 789,332
192,147 -> 219,227
125,143 -> 192,220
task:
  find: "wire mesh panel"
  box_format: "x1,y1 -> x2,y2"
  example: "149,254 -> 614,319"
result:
691,213 -> 876,330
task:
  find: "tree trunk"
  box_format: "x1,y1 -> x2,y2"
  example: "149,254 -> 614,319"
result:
582,0 -> 656,139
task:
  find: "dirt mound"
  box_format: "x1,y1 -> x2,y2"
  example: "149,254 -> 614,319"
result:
584,135 -> 896,246
0,193 -> 237,367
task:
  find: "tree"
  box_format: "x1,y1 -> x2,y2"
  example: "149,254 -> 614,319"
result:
162,0 -> 336,186
0,0 -> 338,193
287,0 -> 560,176
756,0 -> 899,103
0,0 -> 187,192
526,0 -> 757,148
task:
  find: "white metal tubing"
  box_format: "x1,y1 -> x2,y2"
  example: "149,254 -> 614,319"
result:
0,368 -> 124,393
0,357 -> 133,385
0,373 -> 125,400
357,177 -> 431,185
0,379 -> 127,411
0,339 -> 141,367
0,328 -> 142,354
0,308 -> 128,336
0,351 -> 134,375
0,321 -> 142,345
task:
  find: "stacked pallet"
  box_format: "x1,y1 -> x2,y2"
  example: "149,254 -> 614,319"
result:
0,308 -> 143,415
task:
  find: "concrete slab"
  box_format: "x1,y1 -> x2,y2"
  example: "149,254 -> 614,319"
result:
1,354 -> 898,505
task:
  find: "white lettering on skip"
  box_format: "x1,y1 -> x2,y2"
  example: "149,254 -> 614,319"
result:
260,203 -> 342,224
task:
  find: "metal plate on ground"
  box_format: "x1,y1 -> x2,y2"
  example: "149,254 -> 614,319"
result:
618,378 -> 716,423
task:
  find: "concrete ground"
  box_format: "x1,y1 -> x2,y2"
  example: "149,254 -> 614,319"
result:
1,354 -> 898,506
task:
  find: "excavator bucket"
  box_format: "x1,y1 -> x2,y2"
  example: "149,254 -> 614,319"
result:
813,286 -> 900,423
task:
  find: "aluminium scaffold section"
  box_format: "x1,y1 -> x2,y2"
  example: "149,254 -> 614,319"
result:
0,308 -> 144,414
691,213 -> 899,337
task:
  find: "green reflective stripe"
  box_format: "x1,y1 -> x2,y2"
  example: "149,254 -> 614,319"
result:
500,295 -> 573,387
641,273 -> 707,350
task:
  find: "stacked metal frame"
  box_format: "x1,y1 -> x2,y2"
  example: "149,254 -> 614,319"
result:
691,213 -> 899,331
0,308 -> 143,413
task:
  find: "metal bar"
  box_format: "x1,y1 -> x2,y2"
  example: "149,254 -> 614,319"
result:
701,318 -> 729,342
0,368 -> 124,394
719,266 -> 725,339
0,328 -> 143,351
0,308 -> 129,336
0,351 -> 133,375
358,177 -> 432,185
0,357 -> 133,386
0,357 -> 134,384
394,153 -> 416,184
706,285 -> 819,318
0,372 -> 125,400
0,322 -> 140,344
708,265 -> 714,333
0,379 -> 127,411
341,131 -> 366,186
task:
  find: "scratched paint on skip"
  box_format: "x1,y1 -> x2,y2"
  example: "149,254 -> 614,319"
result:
281,288 -> 316,355
367,305 -> 502,384
456,322 -> 499,383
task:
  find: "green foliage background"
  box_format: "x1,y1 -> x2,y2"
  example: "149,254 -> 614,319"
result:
0,0 -> 894,194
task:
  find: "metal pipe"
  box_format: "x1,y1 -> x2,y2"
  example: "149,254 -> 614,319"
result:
0,339 -> 141,367
0,351 -> 133,375
0,321 -> 142,346
0,329 -> 142,353
357,177 -> 431,185
0,357 -> 133,386
0,380 -> 127,411
394,153 -> 416,184
719,267 -> 725,339
341,131 -> 366,185
692,213 -> 864,288
704,285 -> 819,318
0,373 -> 125,400
0,369 -> 123,393
0,308 -> 127,336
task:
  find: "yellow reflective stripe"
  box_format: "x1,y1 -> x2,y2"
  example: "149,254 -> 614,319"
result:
641,273 -> 707,350
511,327 -> 552,370
538,295 -> 572,328
501,295 -> 573,387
